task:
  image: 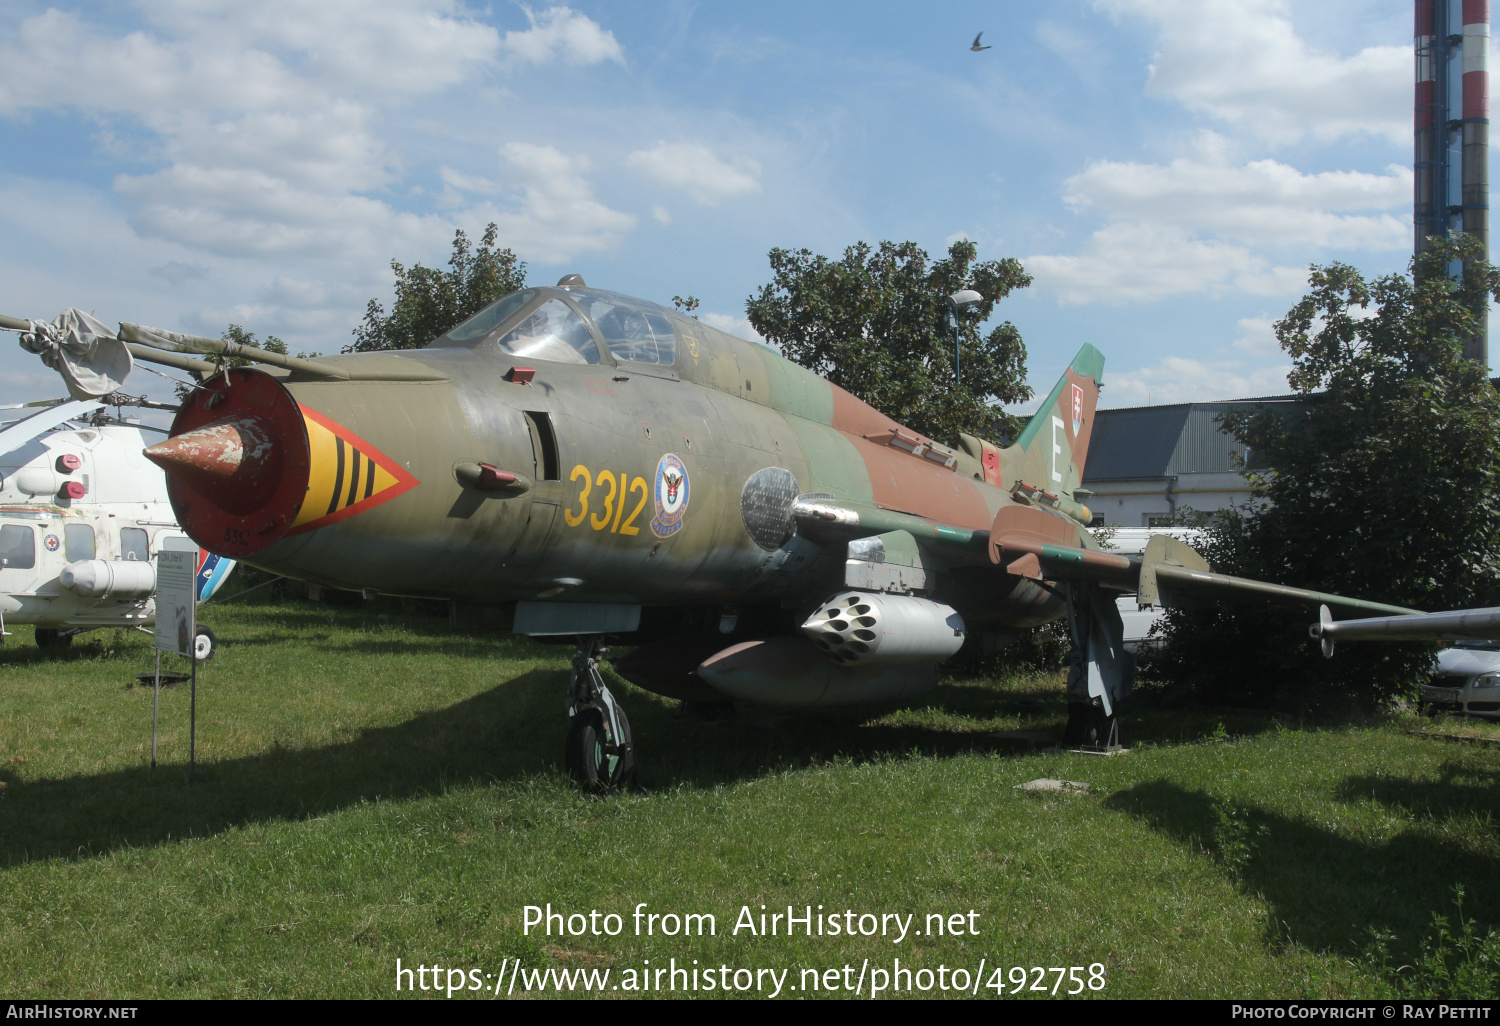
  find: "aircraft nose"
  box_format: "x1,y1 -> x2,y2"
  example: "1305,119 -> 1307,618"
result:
144,414 -> 281,512
145,368 -> 311,557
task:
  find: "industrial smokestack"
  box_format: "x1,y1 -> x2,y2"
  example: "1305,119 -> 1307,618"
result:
1416,0 -> 1490,364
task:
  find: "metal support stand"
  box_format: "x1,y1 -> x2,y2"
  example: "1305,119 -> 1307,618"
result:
188,650 -> 197,783
565,638 -> 634,790
151,650 -> 160,769
1061,582 -> 1134,752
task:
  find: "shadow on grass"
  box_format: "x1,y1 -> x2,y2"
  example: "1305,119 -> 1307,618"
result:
1104,779 -> 1500,961
1335,760 -> 1500,823
0,667 -> 1043,867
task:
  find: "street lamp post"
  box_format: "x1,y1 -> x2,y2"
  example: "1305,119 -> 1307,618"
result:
947,290 -> 982,386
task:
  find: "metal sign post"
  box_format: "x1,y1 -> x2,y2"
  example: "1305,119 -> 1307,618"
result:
151,649 -> 160,769
155,539 -> 197,782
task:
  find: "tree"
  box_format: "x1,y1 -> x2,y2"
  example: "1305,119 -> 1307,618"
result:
347,223 -> 526,352
223,323 -> 286,356
175,325 -> 290,402
745,239 -> 1032,442
1152,235 -> 1500,710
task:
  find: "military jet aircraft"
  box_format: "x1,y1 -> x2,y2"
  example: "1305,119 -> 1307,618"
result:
88,278 -> 1419,789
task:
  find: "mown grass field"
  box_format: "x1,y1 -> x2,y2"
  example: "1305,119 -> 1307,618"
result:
1,598 -> 1497,999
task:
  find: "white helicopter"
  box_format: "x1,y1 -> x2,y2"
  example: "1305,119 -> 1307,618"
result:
0,309 -> 234,657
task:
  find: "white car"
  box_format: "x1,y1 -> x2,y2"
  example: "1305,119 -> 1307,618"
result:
1421,641 -> 1500,718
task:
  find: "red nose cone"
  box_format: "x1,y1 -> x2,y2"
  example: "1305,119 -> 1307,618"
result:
147,368 -> 310,557
145,414 -> 281,514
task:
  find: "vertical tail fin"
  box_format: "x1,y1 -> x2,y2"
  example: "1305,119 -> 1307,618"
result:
1007,344 -> 1103,499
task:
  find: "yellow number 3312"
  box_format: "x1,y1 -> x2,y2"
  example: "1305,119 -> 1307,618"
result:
564,464 -> 648,536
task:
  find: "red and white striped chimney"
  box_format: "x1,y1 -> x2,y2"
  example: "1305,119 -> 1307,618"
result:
1415,0 -> 1489,362
1461,0 -> 1489,269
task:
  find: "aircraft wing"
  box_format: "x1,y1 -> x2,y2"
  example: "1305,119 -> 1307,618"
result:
0,399 -> 104,461
793,497 -> 1421,620
989,504 -> 1421,618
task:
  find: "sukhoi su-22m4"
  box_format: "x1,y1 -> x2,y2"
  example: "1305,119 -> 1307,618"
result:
129,278 -> 1423,788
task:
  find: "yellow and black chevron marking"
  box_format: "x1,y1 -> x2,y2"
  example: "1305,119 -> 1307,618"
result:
288,405 -> 418,535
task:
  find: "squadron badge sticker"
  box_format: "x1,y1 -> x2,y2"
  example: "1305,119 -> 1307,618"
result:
650,453 -> 690,538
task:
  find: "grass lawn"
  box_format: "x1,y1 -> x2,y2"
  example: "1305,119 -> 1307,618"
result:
1,598 -> 1497,999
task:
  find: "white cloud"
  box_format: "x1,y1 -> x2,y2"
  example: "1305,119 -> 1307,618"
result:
1061,133 -> 1410,251
1027,220 -> 1307,305
651,206 -> 673,225
150,261 -> 207,285
500,6 -> 624,67
254,276 -> 367,311
1104,354 -> 1292,407
626,142 -> 762,206
1096,0 -> 1409,144
481,143 -> 636,264
0,9 -> 303,115
139,0 -> 502,98
1028,131 -> 1405,304
115,164 -> 447,259
155,105 -> 394,193
702,312 -> 767,346
1230,315 -> 1281,356
439,166 -> 502,194
1036,19 -> 1109,82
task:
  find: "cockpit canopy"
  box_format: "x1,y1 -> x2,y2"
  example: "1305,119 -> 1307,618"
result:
428,288 -> 677,367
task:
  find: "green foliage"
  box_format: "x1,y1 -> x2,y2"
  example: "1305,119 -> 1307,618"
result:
745,239 -> 1032,443
1153,237 -> 1500,709
348,223 -> 526,352
1368,886 -> 1500,998
671,295 -> 700,317
175,325 -> 291,401
1206,793 -> 1265,872
222,323 -> 287,356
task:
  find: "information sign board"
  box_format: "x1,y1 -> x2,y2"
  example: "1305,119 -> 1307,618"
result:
155,541 -> 196,656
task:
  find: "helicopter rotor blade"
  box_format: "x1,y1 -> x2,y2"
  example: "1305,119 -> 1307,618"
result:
0,399 -> 105,461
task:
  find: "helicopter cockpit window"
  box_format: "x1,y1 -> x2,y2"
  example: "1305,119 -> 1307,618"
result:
120,528 -> 150,562
64,524 -> 95,562
491,299 -> 600,365
571,291 -> 677,366
0,524 -> 34,570
437,290 -> 537,347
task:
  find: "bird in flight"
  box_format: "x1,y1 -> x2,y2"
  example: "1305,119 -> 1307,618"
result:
971,32 -> 991,52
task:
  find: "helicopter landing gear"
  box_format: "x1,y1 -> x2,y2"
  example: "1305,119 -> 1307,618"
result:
565,638 -> 634,792
193,626 -> 217,662
35,627 -> 75,650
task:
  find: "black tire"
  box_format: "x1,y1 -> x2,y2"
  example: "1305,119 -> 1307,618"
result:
565,706 -> 633,793
193,626 -> 217,663
35,628 -> 72,651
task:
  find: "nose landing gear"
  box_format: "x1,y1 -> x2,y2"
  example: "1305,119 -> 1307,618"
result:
565,638 -> 635,792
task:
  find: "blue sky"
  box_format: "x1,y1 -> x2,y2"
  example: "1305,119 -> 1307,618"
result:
0,1 -> 1430,414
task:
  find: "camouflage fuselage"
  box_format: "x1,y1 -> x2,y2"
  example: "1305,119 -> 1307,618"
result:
197,290 -> 1102,630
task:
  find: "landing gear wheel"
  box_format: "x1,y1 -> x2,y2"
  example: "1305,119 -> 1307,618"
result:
565,638 -> 636,793
566,705 -> 633,793
35,628 -> 73,651
193,626 -> 217,663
